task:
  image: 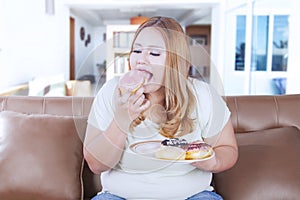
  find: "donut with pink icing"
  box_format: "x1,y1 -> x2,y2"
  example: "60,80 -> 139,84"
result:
185,142 -> 213,160
118,70 -> 150,94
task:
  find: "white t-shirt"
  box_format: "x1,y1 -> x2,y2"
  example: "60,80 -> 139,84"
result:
88,77 -> 230,200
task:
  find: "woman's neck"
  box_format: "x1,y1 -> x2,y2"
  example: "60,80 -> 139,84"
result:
145,87 -> 165,106
144,87 -> 167,124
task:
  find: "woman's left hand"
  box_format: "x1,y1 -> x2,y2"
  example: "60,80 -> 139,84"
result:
190,119 -> 238,173
190,153 -> 218,172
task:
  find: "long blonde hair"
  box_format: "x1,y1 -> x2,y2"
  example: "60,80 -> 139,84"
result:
129,16 -> 196,138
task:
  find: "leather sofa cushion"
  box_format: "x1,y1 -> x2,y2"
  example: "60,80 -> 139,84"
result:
213,126 -> 300,200
0,111 -> 87,200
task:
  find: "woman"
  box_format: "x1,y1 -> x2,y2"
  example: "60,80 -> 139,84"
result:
84,16 -> 238,200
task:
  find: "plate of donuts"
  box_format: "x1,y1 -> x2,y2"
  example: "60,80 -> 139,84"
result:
129,139 -> 215,163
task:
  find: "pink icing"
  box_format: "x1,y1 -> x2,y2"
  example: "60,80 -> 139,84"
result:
119,70 -> 150,93
187,142 -> 212,151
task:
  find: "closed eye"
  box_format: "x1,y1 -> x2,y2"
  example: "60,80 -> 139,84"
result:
150,52 -> 160,56
132,50 -> 142,54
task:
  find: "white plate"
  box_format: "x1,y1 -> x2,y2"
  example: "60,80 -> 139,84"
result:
129,140 -> 214,163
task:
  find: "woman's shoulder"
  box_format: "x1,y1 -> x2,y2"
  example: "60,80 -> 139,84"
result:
189,77 -> 225,104
189,76 -> 208,84
189,77 -> 210,93
97,77 -> 119,94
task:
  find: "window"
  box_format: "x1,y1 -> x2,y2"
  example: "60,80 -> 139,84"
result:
235,16 -> 246,71
252,16 -> 269,71
272,15 -> 289,71
235,15 -> 289,72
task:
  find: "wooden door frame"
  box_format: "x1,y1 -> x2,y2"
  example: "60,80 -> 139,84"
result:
70,17 -> 75,80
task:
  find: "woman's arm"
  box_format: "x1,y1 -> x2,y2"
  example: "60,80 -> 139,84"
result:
192,119 -> 238,173
83,86 -> 150,174
83,120 -> 127,174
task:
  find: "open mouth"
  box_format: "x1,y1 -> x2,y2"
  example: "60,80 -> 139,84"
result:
138,69 -> 153,83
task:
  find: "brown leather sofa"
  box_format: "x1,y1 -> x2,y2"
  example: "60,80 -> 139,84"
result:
0,94 -> 299,200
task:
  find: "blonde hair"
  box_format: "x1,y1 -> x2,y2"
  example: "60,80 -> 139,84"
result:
129,16 -> 196,138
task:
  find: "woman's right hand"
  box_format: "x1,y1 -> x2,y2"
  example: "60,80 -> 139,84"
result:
113,86 -> 150,133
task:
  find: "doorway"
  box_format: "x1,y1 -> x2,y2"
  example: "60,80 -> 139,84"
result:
186,25 -> 211,82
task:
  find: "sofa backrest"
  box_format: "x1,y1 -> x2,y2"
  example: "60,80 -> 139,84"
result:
225,94 -> 300,133
3,94 -> 299,133
0,96 -> 93,116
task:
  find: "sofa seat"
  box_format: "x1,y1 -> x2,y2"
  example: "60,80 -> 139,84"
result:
214,126 -> 300,200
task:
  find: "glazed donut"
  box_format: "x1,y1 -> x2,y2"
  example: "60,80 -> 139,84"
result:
185,142 -> 213,160
118,70 -> 150,94
155,146 -> 186,160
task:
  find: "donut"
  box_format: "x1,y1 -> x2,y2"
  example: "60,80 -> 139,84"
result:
155,146 -> 186,160
155,139 -> 213,161
185,142 -> 213,160
118,70 -> 150,94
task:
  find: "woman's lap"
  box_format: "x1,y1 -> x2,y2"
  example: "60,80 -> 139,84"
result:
91,191 -> 125,200
187,190 -> 223,200
92,190 -> 222,200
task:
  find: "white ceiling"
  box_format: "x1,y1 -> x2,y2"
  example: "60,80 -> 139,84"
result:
68,1 -> 217,26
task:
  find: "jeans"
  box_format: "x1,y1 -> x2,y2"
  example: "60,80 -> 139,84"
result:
91,191 -> 125,200
187,190 -> 223,200
91,190 -> 223,200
